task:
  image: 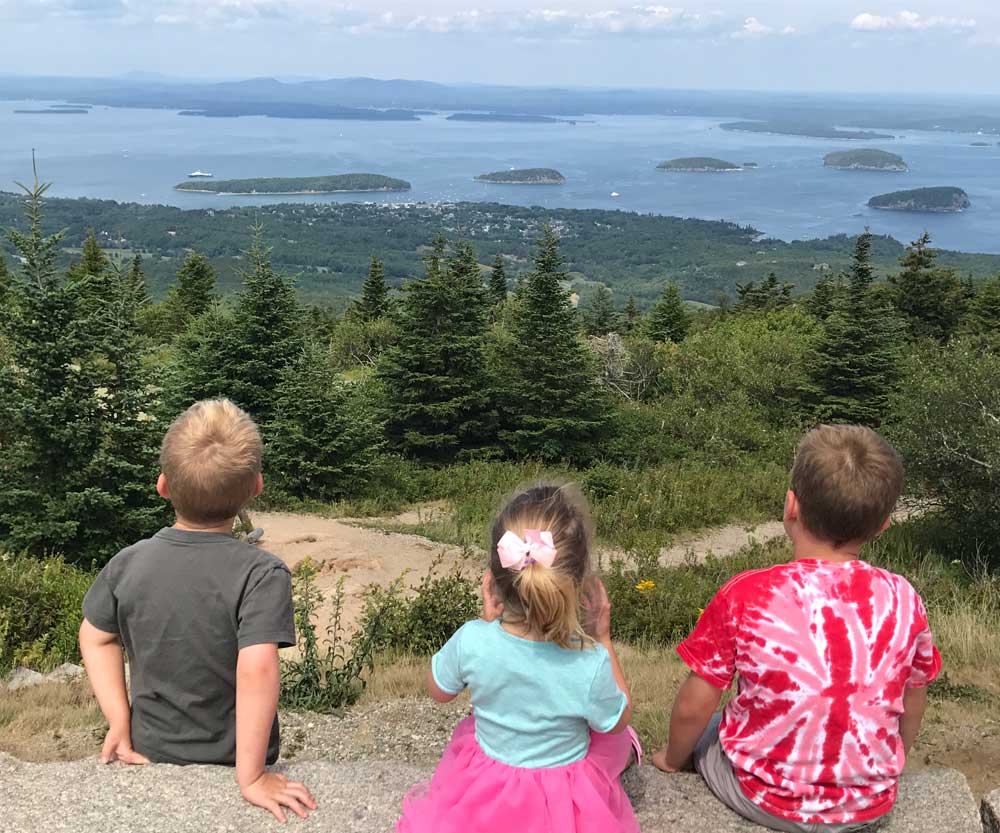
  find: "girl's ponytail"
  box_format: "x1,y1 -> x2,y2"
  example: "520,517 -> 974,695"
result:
514,563 -> 582,648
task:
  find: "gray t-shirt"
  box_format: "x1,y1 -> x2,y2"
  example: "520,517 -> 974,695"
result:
83,527 -> 295,766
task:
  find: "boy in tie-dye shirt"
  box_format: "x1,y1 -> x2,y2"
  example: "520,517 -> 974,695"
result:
652,425 -> 941,833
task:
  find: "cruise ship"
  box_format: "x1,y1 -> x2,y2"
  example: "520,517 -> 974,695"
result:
188,170 -> 214,178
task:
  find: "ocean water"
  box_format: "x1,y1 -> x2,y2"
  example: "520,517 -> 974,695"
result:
2,102 -> 999,253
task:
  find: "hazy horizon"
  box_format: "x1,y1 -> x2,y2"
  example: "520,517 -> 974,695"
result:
2,1 -> 999,95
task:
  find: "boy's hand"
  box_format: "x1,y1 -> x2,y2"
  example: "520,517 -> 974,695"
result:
581,576 -> 612,644
100,729 -> 150,765
241,772 -> 317,823
651,747 -> 680,773
481,572 -> 504,622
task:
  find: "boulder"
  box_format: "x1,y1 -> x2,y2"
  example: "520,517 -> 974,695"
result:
983,789 -> 1000,833
4,666 -> 46,690
0,754 -> 986,833
48,662 -> 86,683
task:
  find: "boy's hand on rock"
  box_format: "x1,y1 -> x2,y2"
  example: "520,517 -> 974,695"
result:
100,730 -> 150,765
651,747 -> 681,773
581,576 -> 612,644
242,772 -> 317,823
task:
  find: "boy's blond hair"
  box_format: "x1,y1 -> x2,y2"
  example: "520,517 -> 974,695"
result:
159,399 -> 262,525
791,424 -> 903,547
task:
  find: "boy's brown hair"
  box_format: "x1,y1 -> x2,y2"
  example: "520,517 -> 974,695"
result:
791,424 -> 904,547
159,399 -> 262,525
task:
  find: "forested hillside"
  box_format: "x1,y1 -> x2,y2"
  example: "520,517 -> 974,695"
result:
2,191 -> 999,308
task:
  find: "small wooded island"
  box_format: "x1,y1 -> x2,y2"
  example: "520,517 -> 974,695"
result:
474,168 -> 565,184
824,149 -> 908,171
657,157 -> 741,172
174,174 -> 412,195
449,113 -> 563,124
721,121 -> 894,140
868,186 -> 970,213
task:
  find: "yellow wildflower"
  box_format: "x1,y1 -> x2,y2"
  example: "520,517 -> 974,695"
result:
635,580 -> 656,593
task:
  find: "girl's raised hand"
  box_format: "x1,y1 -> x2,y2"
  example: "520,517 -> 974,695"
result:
581,576 -> 612,644
481,571 -> 504,622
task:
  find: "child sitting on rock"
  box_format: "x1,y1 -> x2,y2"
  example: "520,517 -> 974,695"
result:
398,483 -> 641,833
652,424 -> 942,832
79,399 -> 316,823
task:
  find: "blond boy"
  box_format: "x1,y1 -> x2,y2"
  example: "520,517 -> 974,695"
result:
80,399 -> 316,822
653,425 -> 941,833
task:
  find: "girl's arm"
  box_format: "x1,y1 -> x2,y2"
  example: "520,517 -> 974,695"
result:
601,640 -> 633,732
426,667 -> 460,703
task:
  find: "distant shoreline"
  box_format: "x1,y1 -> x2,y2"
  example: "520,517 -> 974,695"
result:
175,187 -> 411,195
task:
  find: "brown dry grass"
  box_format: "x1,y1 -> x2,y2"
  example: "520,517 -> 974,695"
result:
0,677 -> 104,761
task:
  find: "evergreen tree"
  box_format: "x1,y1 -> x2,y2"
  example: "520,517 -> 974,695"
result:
803,231 -> 905,426
125,253 -> 150,310
498,225 -> 610,462
889,232 -> 966,341
646,282 -> 690,343
171,303 -> 238,410
174,251 -> 216,319
736,272 -> 793,312
965,275 -> 1000,341
488,253 -> 508,307
0,250 -> 11,316
268,341 -> 386,501
354,255 -> 389,321
583,285 -> 619,336
623,295 -> 640,334
376,236 -> 495,461
806,274 -> 844,320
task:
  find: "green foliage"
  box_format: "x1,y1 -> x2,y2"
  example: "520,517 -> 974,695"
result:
581,284 -> 619,336
279,558 -> 391,712
488,253 -> 508,308
358,557 -> 480,656
330,314 -> 397,369
353,255 -> 389,322
175,174 -> 410,194
889,233 -> 966,341
377,236 -> 496,462
645,282 -> 690,343
736,272 -> 793,312
173,251 -> 216,321
267,342 -> 387,502
965,275 -> 1000,342
803,231 -> 905,426
497,225 -> 610,463
0,552 -> 94,673
890,338 -> 1000,561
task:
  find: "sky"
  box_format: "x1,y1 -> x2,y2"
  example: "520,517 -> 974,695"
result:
1,0 -> 999,94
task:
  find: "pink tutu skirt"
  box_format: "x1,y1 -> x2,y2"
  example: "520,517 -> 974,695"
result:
397,715 -> 642,833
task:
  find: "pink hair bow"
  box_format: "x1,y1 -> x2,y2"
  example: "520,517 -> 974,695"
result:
497,529 -> 558,571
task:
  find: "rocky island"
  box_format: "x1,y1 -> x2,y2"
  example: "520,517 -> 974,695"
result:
174,174 -> 412,195
868,186 -> 970,213
721,121 -> 894,140
448,113 -> 563,124
657,157 -> 741,172
474,168 -> 565,184
824,149 -> 908,171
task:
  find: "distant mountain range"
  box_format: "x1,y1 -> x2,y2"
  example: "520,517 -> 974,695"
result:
3,75 -> 1000,133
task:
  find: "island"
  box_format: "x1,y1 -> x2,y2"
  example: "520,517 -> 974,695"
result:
721,121 -> 894,140
743,162 -> 758,168
657,157 -> 741,172
448,113 -> 563,124
823,149 -> 908,171
176,104 -> 419,121
970,141 -> 991,147
474,168 -> 565,184
868,186 -> 970,213
174,174 -> 412,195
14,107 -> 89,114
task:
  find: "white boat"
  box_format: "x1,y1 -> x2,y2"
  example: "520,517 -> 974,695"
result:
610,191 -> 620,198
188,170 -> 214,178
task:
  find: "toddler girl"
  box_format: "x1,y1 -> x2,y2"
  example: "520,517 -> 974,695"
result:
397,483 -> 641,833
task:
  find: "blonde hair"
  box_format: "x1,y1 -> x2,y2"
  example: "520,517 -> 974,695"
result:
159,399 -> 262,525
791,424 -> 904,547
490,483 -> 593,649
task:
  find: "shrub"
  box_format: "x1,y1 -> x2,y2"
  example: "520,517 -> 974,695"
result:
357,557 -> 480,656
279,558 -> 396,712
0,552 -> 94,673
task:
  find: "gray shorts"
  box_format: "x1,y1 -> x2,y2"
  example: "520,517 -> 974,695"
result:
693,715 -> 888,833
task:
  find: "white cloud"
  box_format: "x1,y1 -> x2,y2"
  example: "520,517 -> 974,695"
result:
730,16 -> 796,39
850,11 -> 977,32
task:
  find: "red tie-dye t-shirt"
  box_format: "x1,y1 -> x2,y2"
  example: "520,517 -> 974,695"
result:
678,558 -> 941,825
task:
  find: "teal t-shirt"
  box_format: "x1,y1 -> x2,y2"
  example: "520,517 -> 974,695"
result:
431,619 -> 628,768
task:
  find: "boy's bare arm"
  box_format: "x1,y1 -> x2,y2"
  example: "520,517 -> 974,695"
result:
653,672 -> 724,772
236,643 -> 317,822
900,686 -> 928,756
79,618 -> 149,765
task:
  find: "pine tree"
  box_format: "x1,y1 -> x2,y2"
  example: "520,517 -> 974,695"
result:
174,251 -> 216,319
646,282 -> 690,343
0,250 -> 11,316
623,295 -> 640,334
376,235 -> 495,461
488,253 -> 508,307
582,285 -> 619,336
268,340 -> 386,501
354,255 -> 389,321
965,275 -> 1000,341
806,275 -> 842,320
736,272 -> 793,312
889,232 -> 966,341
498,225 -> 610,462
803,231 -> 905,426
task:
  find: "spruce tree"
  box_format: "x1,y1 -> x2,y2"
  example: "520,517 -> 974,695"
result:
623,295 -> 640,334
965,275 -> 1000,341
803,231 -> 905,426
583,285 -> 619,336
376,236 -> 495,461
268,340 -> 385,501
646,282 -> 690,343
125,253 -> 150,310
889,232 -> 966,341
174,251 -> 216,319
806,274 -> 842,320
498,225 -> 609,463
354,255 -> 389,321
488,253 -> 508,307
736,272 -> 793,312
